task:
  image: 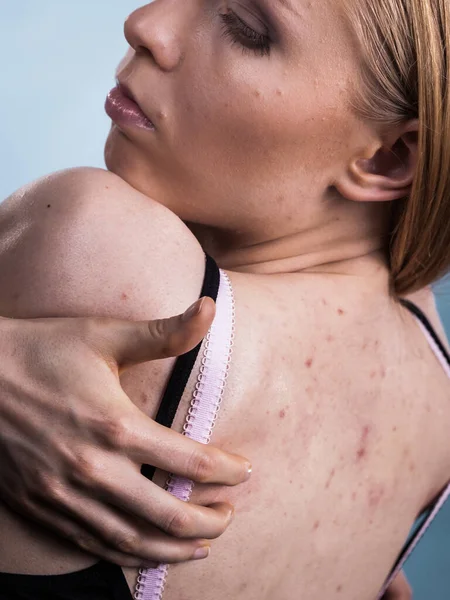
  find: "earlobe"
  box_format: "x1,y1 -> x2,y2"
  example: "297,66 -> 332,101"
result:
335,119 -> 419,203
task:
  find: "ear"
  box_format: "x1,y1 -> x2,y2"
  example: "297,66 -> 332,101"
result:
334,120 -> 419,203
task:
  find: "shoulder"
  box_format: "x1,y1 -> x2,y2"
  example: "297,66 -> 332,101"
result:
0,167 -> 206,321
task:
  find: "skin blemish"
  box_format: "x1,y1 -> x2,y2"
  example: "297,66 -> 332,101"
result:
392,425 -> 398,432
325,468 -> 336,489
370,371 -> 377,379
368,484 -> 385,509
276,88 -> 283,96
337,308 -> 345,316
322,298 -> 328,306
279,409 -> 286,419
336,585 -> 343,593
351,491 -> 357,501
356,425 -> 371,462
313,520 -> 320,530
409,462 -> 416,473
121,292 -> 129,301
253,89 -> 262,98
305,358 -> 314,368
47,204 -> 51,208
326,335 -> 334,342
356,448 -> 367,462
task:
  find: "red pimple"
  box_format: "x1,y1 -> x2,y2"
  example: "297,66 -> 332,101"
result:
121,292 -> 129,301
368,485 -> 385,508
313,520 -> 321,530
357,448 -> 366,460
305,358 -> 314,368
337,308 -> 345,316
279,409 -> 286,419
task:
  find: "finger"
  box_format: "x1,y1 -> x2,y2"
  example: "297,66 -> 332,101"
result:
97,297 -> 216,369
12,501 -> 150,568
88,463 -> 235,540
33,494 -> 212,566
120,408 -> 252,485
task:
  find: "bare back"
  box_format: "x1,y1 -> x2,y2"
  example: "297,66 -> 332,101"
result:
0,169 -> 449,600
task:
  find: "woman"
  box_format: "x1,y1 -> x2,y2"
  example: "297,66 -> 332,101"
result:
0,0 -> 449,599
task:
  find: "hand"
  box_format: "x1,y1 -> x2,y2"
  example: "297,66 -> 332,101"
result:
0,298 -> 250,567
382,572 -> 413,599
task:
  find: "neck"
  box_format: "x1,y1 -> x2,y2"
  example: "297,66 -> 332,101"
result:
188,198 -> 392,281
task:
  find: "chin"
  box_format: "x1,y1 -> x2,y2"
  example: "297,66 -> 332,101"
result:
104,126 -> 154,197
104,126 -> 185,219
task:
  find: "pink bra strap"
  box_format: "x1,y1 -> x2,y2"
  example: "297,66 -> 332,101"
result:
134,271 -> 235,600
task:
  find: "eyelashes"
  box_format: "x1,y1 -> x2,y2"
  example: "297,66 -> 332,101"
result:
220,10 -> 271,57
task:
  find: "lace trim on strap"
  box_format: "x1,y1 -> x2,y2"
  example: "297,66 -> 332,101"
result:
134,271 -> 235,600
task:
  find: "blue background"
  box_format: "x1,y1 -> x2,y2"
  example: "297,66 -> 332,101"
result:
1,1 -> 449,597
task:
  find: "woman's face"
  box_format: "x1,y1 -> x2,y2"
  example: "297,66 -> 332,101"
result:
105,0 -> 372,241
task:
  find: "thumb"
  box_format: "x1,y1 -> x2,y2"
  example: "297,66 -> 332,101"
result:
99,297 -> 216,370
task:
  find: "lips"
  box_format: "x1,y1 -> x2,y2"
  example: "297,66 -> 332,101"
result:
105,84 -> 155,131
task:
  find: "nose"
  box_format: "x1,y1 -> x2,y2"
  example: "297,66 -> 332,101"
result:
124,1 -> 194,72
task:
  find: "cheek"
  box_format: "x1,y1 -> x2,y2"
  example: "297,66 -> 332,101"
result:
174,63 -> 348,184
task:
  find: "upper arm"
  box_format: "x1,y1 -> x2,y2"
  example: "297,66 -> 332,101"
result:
0,167 -> 206,324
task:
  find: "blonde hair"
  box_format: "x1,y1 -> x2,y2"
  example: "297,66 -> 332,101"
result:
346,0 -> 450,295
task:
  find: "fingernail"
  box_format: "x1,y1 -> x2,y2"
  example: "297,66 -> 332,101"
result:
193,545 -> 210,560
182,298 -> 205,322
